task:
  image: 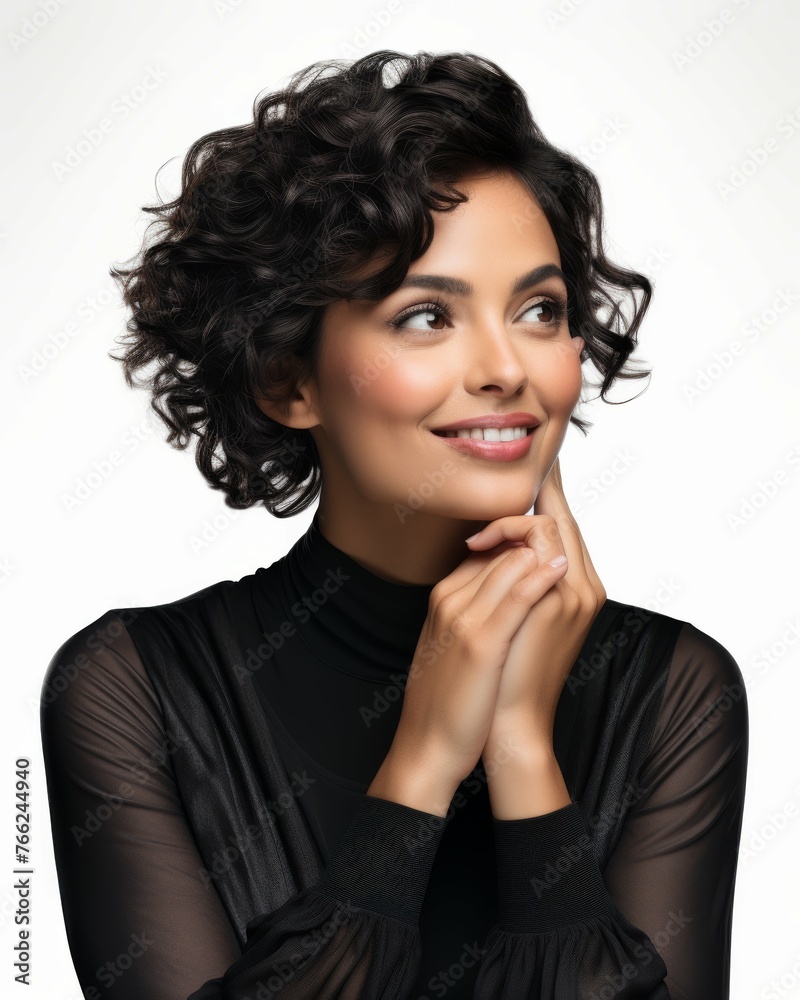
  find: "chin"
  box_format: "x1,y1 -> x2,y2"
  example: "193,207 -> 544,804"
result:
432,491 -> 538,523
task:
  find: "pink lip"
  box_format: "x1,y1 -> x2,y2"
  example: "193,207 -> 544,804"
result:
431,411 -> 541,432
432,426 -> 537,462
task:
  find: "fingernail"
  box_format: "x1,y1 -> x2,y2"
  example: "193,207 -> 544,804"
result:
548,555 -> 567,567
465,533 -> 480,544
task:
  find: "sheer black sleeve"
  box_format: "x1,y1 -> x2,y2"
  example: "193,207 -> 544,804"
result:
472,620 -> 748,999
40,612 -> 449,1000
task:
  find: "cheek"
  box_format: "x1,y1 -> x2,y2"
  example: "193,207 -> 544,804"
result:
533,342 -> 583,410
325,342 -> 442,431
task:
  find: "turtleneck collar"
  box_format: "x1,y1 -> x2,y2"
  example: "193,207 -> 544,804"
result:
274,509 -> 435,683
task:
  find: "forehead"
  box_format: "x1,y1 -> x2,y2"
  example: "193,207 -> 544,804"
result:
324,168 -> 561,321
415,170 -> 560,271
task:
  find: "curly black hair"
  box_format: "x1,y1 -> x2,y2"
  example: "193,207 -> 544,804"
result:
109,49 -> 652,518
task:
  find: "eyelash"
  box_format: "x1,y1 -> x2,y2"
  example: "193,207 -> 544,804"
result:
388,292 -> 568,334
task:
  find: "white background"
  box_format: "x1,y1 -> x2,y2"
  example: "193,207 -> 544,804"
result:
2,0 -> 799,997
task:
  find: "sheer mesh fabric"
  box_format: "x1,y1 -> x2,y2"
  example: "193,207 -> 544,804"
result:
599,622 -> 748,1000
40,607 -> 747,999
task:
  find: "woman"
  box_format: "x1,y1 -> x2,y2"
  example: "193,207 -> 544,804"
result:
40,49 -> 748,999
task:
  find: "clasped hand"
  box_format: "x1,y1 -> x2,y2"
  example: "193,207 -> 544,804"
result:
466,458 -> 607,759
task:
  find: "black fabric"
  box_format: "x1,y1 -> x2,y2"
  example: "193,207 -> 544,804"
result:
39,510 -> 748,998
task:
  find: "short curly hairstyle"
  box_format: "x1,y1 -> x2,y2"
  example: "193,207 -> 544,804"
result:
109,48 -> 652,518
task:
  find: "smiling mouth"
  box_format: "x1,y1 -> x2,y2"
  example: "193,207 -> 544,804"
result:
431,426 -> 537,441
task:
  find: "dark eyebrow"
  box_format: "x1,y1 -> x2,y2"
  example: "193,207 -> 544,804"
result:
396,263 -> 567,297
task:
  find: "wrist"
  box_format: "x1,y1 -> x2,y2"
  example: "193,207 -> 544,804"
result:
485,708 -> 556,761
485,743 -> 571,820
368,752 -> 459,818
484,730 -> 556,772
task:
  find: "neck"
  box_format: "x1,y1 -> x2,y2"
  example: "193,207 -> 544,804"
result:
314,498 -> 487,587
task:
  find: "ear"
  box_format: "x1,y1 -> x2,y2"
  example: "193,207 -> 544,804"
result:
571,335 -> 585,358
253,359 -> 320,431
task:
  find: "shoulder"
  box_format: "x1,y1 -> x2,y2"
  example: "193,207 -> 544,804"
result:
40,572 -> 260,718
594,601 -> 749,826
667,617 -> 747,700
597,598 -> 748,737
600,597 -> 744,685
618,605 -> 750,765
39,607 -> 198,813
660,617 -> 748,746
40,576 -> 237,712
39,609 -> 175,780
40,609 -> 156,728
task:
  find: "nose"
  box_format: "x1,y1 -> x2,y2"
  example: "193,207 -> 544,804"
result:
463,318 -> 529,397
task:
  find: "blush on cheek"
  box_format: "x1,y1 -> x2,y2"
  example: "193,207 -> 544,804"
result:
536,344 -> 583,408
358,357 -> 441,424
333,378 -> 418,450
566,352 -> 584,403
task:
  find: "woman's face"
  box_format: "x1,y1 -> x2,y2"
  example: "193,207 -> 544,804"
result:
299,168 -> 585,523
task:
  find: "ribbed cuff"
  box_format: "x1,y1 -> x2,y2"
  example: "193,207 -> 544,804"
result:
317,793 -> 449,925
493,801 -> 615,933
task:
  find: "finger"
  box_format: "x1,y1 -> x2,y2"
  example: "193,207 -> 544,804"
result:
569,518 -> 605,596
466,515 -> 567,576
537,459 -> 604,600
433,534 -> 543,610
466,458 -> 569,550
452,539 -> 524,588
531,457 -> 591,580
533,456 -> 568,520
469,544 -> 570,642
465,462 -> 604,603
465,514 -> 549,554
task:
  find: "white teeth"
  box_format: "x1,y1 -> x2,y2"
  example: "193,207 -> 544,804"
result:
441,426 -> 532,440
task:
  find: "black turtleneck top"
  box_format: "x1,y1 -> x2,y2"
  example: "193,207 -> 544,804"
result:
39,510 -> 748,999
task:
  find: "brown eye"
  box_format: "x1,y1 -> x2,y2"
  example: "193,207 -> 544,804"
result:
400,309 -> 447,331
390,300 -> 453,334
520,296 -> 567,326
